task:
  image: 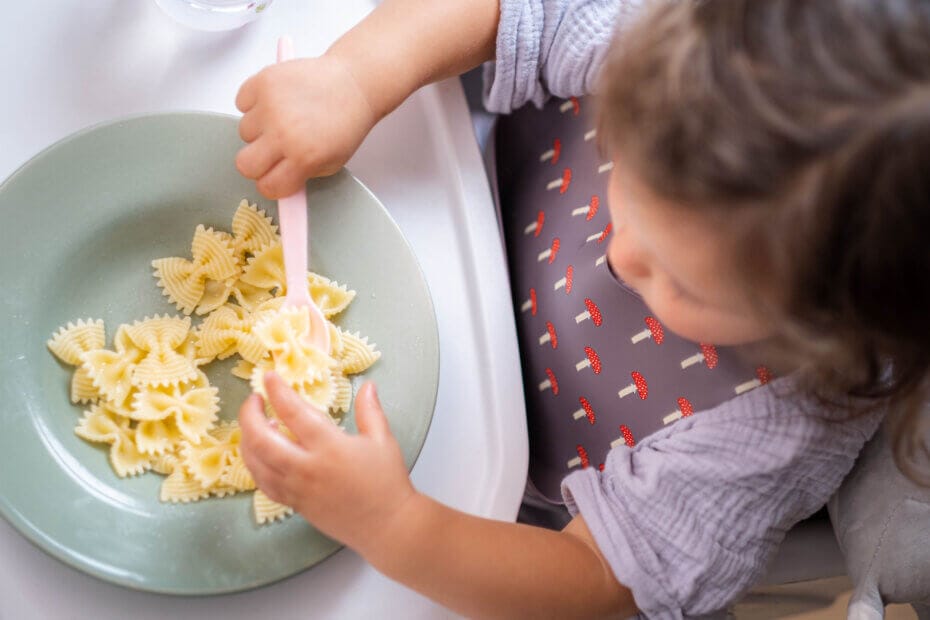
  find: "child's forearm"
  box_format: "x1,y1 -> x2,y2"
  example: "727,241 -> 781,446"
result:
326,0 -> 500,121
363,492 -> 638,619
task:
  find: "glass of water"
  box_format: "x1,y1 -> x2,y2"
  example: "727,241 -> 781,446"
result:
154,0 -> 274,31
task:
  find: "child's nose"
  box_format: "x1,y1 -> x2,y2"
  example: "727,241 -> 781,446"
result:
609,236 -> 651,282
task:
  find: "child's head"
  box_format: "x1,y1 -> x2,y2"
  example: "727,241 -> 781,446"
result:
599,0 -> 930,474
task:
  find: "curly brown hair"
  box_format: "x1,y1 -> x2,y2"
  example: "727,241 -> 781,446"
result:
599,0 -> 930,481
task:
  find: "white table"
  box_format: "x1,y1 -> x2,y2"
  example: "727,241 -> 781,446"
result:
0,2 -> 528,618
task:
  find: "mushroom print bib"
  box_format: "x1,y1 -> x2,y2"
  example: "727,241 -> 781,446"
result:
496,97 -> 771,502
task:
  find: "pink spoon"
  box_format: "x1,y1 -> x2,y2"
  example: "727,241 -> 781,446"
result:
276,35 -> 331,354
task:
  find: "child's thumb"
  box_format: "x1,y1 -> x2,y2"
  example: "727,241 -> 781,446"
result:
354,382 -> 390,441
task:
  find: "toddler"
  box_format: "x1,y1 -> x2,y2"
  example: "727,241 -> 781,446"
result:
235,0 -> 930,617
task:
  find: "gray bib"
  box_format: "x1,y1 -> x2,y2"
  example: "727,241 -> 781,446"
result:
497,97 -> 771,502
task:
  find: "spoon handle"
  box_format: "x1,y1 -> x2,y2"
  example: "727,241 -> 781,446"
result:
276,35 -> 312,307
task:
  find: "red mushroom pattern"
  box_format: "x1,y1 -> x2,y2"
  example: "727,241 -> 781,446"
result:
681,343 -> 719,369
618,371 -> 649,399
574,346 -> 602,375
540,321 -> 558,349
756,366 -> 773,384
573,396 -> 596,425
548,237 -> 561,264
583,298 -> 603,326
539,138 -> 561,165
620,425 -> 635,447
555,265 -> 574,293
631,316 -> 664,345
538,367 -> 559,395
587,195 -> 600,221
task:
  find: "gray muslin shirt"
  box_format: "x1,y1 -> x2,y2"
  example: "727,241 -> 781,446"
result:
484,2 -> 886,617
563,380 -> 883,618
483,0 -> 642,113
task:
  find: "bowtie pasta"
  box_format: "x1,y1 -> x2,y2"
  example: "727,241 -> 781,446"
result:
48,200 -> 380,525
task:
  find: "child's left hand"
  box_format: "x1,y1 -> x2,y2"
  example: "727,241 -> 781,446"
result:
238,372 -> 418,554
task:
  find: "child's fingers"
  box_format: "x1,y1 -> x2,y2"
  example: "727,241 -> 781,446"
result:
238,392 -> 306,472
354,382 -> 391,442
256,158 -> 304,200
236,137 -> 282,181
263,372 -> 334,445
238,110 -> 263,143
240,444 -> 283,490
236,74 -> 259,113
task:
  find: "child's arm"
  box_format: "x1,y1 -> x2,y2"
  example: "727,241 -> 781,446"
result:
235,0 -> 500,199
239,373 -> 638,618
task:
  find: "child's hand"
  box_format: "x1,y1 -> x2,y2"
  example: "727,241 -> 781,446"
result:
238,372 -> 417,553
235,56 -> 378,199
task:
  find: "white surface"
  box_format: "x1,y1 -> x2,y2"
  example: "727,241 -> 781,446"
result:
0,2 -> 528,618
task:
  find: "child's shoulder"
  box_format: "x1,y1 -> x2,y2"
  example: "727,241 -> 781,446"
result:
638,377 -> 886,464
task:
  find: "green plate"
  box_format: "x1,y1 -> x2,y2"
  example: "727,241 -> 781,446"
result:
0,112 -> 439,595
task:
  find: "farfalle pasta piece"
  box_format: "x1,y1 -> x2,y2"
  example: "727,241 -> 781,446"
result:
48,319 -> 107,404
74,403 -> 151,477
238,242 -> 356,317
250,296 -> 287,322
160,467 -> 211,503
178,329 -> 211,367
307,273 -> 356,318
335,330 -> 381,375
80,325 -> 145,407
108,388 -> 141,419
196,305 -> 246,361
330,373 -> 352,415
209,422 -> 239,443
210,485 -> 243,499
152,225 -> 240,315
229,280 -> 277,312
197,278 -> 277,316
125,315 -> 199,387
232,200 -> 278,258
328,323 -> 344,358
47,319 -> 105,366
196,277 -> 238,316
182,441 -> 230,490
135,417 -> 184,456
231,359 -> 255,381
70,366 -> 100,404
131,371 -> 219,447
196,304 -> 268,365
251,305 -> 310,358
239,242 -> 284,292
180,423 -> 246,492
151,450 -> 180,475
299,371 -> 337,413
253,489 -> 293,524
252,306 -> 334,384
220,456 -> 255,491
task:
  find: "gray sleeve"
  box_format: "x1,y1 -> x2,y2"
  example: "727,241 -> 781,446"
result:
561,379 -> 884,619
482,0 -> 644,113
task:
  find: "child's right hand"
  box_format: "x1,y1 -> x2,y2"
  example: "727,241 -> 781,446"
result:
235,55 -> 378,199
